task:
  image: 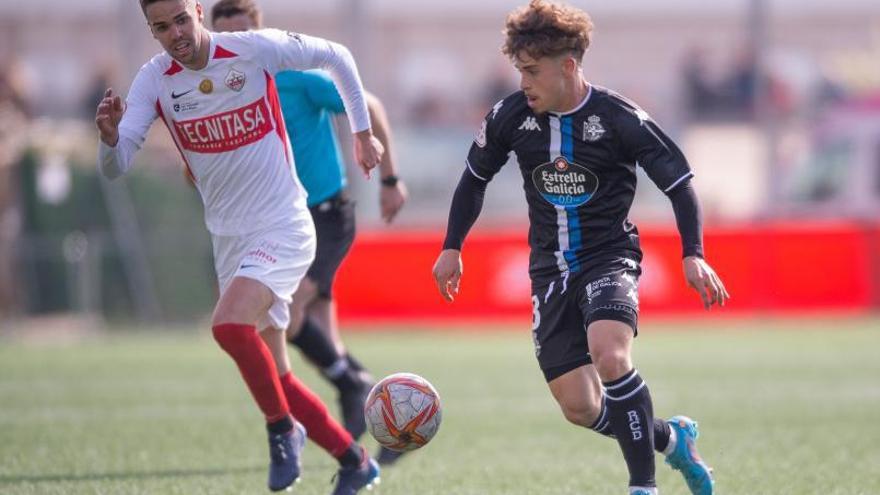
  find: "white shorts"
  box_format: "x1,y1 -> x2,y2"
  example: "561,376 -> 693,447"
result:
212,218 -> 316,330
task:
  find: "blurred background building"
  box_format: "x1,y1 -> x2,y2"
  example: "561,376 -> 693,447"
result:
1,0 -> 879,326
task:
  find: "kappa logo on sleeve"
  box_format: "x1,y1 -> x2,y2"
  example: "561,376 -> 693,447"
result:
518,116 -> 541,132
491,100 -> 504,119
286,31 -> 303,44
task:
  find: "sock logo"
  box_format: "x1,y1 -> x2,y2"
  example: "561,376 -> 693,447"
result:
627,410 -> 643,441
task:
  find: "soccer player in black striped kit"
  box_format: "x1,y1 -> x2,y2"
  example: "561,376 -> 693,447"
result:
432,2 -> 729,494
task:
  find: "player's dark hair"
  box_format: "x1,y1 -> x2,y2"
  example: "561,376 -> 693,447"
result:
502,0 -> 593,62
210,0 -> 263,27
139,0 -> 198,15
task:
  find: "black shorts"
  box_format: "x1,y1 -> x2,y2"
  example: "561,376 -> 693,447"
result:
530,255 -> 642,382
306,190 -> 356,298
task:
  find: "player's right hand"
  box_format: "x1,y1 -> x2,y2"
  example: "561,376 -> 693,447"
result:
95,88 -> 124,146
353,130 -> 384,178
432,249 -> 463,303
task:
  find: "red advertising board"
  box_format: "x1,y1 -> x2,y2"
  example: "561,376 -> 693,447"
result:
335,223 -> 879,323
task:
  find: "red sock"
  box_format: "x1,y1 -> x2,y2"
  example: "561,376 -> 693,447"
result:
212,323 -> 289,423
280,371 -> 353,458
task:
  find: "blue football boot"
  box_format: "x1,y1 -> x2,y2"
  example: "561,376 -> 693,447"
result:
331,450 -> 380,495
375,446 -> 407,466
268,422 -> 307,492
629,489 -> 657,495
665,416 -> 715,495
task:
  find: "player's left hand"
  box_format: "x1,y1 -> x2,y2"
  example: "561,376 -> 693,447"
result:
683,256 -> 730,310
380,180 -> 407,224
353,130 -> 384,178
433,249 -> 463,302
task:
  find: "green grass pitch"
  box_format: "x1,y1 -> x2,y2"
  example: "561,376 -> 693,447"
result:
1,317 -> 878,494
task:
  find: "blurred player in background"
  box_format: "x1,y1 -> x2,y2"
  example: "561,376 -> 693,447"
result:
95,0 -> 383,492
210,0 -> 409,466
432,1 -> 728,494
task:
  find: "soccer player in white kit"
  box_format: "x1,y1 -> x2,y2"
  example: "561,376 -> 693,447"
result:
95,1 -> 383,492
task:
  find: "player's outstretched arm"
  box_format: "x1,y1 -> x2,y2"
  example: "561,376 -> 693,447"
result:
433,249 -> 463,302
258,30 -> 382,173
366,92 -> 407,223
95,69 -> 158,180
433,169 -> 490,302
667,180 -> 730,309
95,88 -> 123,147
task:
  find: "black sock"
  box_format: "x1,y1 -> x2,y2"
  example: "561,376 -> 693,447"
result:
266,415 -> 293,435
345,353 -> 365,373
653,418 -> 671,453
603,369 -> 656,488
289,319 -> 366,393
591,397 -> 672,454
589,395 -> 616,437
337,442 -> 364,469
289,318 -> 341,369
330,365 -> 369,393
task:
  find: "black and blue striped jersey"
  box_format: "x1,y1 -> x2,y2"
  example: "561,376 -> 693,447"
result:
466,85 -> 693,280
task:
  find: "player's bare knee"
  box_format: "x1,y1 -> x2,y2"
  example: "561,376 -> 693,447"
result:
559,397 -> 601,427
592,350 -> 632,382
286,306 -> 306,338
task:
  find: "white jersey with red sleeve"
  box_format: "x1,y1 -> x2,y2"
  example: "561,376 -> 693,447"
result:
98,29 -> 371,236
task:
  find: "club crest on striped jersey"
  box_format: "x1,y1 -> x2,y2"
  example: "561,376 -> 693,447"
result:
532,157 -> 598,207
583,115 -> 605,142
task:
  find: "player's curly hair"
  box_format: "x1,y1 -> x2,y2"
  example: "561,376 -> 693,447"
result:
502,0 -> 593,61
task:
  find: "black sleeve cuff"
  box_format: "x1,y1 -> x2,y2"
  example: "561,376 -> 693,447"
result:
666,179 -> 704,259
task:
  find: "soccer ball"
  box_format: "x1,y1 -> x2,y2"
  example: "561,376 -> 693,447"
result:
364,372 -> 442,452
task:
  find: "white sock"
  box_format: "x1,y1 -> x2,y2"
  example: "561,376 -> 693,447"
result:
662,427 -> 677,456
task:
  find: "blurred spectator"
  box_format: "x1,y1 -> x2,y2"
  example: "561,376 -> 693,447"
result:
0,60 -> 32,316
681,47 -> 721,120
720,46 -> 759,119
408,90 -> 453,127
682,44 -> 796,122
482,61 -> 518,107
82,67 -> 115,121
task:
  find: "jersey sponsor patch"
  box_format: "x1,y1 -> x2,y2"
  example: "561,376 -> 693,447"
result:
173,97 -> 274,153
173,101 -> 200,113
531,157 -> 599,207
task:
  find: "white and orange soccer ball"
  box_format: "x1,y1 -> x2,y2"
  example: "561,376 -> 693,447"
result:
364,372 -> 442,452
